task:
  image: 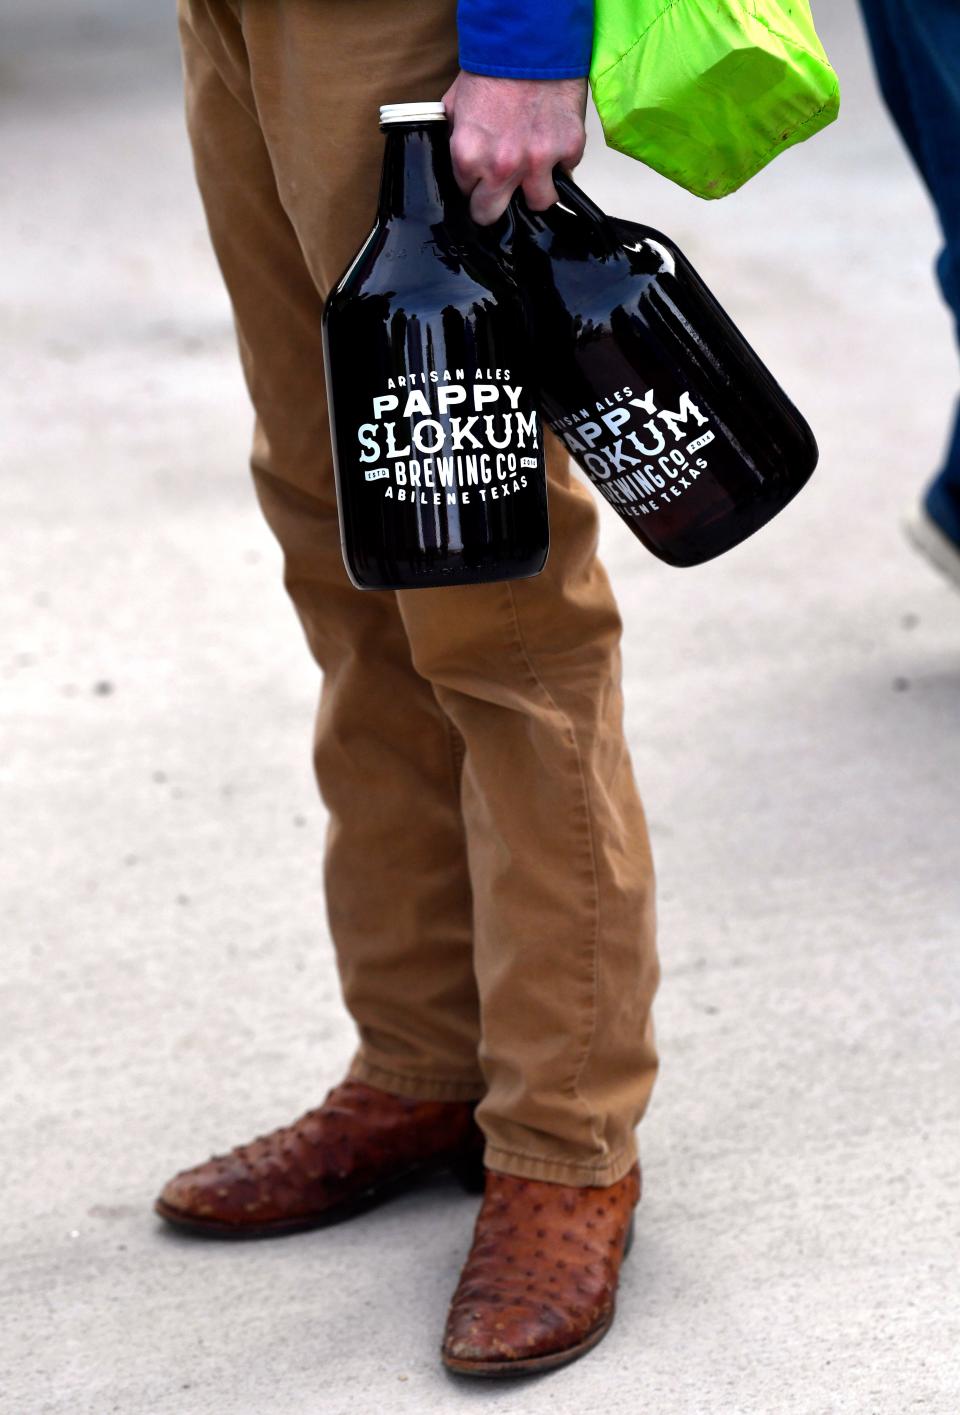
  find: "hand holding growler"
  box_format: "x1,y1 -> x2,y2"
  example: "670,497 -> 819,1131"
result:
512,173 -> 819,567
322,102 -> 549,590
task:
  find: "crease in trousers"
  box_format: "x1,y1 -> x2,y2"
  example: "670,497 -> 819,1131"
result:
177,0 -> 660,1186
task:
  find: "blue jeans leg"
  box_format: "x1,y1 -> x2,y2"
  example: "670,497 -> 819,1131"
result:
859,0 -> 960,528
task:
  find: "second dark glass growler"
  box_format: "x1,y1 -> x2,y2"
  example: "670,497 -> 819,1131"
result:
512,174 -> 819,568
322,102 -> 549,590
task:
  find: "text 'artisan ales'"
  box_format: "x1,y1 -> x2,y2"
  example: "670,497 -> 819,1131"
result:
512,174 -> 819,568
322,102 -> 549,590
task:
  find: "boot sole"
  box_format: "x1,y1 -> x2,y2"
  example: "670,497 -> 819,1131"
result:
904,503 -> 960,592
154,1148 -> 485,1239
441,1212 -> 636,1379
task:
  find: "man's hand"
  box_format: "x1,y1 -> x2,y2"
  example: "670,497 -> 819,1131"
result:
442,73 -> 587,226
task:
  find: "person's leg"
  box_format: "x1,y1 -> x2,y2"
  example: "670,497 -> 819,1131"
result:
179,0 -> 659,1189
394,463 -> 660,1185
170,0 -> 658,1370
859,0 -> 960,549
176,0 -> 486,1098
229,0 -> 658,1187
858,0 -> 933,185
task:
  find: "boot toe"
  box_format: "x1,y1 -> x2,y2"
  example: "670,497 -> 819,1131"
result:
441,1164 -> 639,1374
154,1083 -> 484,1235
444,1287 -> 606,1365
155,1156 -> 260,1224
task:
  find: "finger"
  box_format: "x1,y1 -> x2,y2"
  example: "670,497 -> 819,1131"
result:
520,164 -> 559,212
469,179 -> 515,227
449,140 -> 484,198
556,127 -> 587,174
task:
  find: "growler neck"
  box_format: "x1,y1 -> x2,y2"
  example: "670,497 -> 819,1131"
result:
378,124 -> 467,226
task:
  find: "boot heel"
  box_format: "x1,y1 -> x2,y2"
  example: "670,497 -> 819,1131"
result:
450,1151 -> 487,1194
623,1212 -> 637,1258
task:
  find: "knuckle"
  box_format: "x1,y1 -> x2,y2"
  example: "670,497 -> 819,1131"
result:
451,126 -> 481,159
526,143 -> 556,172
451,142 -> 480,176
489,151 -> 520,184
456,159 -> 482,185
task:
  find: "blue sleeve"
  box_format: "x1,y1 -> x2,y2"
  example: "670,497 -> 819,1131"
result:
457,0 -> 595,80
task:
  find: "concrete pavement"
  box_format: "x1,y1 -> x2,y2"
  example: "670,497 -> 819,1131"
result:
1,3 -> 959,1411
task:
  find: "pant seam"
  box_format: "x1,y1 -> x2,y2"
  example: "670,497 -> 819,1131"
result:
503,580 -> 603,1151
438,696 -> 467,796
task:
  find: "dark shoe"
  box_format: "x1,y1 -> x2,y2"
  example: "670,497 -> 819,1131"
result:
154,1078 -> 485,1238
442,1161 -> 641,1377
905,490 -> 960,592
906,495 -> 960,588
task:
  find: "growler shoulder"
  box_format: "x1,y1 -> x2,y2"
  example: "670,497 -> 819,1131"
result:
331,223 -> 515,318
613,221 -> 678,278
517,226 -> 676,327
540,257 -> 662,330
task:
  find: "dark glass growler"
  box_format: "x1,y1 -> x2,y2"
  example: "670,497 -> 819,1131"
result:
322,102 -> 549,590
511,173 -> 819,568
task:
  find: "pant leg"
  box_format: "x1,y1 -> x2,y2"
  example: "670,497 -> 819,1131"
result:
859,0 -> 960,510
395,455 -> 660,1185
180,0 -> 660,1186
177,0 -> 485,1099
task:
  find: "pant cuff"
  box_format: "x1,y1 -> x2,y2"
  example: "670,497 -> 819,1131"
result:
347,1053 -> 487,1103
482,1138 -> 639,1188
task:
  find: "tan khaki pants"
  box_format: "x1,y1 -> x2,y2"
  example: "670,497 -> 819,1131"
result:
177,0 -> 660,1186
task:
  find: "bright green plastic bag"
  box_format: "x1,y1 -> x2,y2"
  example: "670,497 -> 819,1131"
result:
590,1 -> 840,199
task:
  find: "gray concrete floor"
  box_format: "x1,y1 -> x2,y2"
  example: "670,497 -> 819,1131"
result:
2,3 -> 959,1412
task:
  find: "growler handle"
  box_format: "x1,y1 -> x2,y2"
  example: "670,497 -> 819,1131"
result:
551,168 -> 623,256
486,201 -> 518,256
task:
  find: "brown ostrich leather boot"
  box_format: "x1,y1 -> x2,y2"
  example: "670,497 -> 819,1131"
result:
442,1161 -> 641,1377
154,1078 -> 485,1237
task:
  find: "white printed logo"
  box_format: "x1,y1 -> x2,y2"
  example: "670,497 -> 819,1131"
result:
552,385 -> 715,518
353,368 -> 540,509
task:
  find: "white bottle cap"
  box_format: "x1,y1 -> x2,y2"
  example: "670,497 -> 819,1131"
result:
379,101 -> 447,127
